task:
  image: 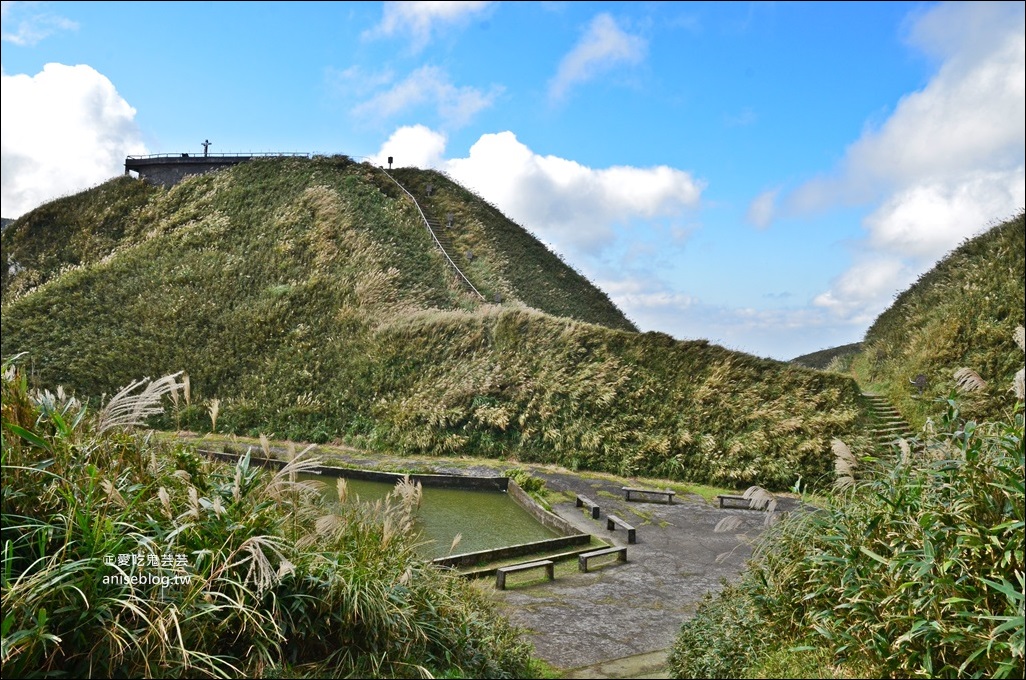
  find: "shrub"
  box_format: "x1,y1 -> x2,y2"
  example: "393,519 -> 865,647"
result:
668,579 -> 771,678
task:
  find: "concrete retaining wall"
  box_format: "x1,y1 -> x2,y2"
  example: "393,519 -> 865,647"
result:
200,447 -> 592,568
432,534 -> 591,569
507,479 -> 580,536
200,448 -> 507,491
125,156 -> 251,188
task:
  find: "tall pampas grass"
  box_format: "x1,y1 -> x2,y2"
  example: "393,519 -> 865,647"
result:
953,367 -> 988,393
832,438 -> 857,492
207,398 -> 220,432
96,372 -> 184,434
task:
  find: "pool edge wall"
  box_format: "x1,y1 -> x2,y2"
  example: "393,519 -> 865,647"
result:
200,448 -> 591,567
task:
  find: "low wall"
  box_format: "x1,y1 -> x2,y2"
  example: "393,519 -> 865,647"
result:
432,534 -> 591,569
125,156 -> 251,187
200,447 -> 592,568
507,479 -> 580,536
199,448 -> 507,491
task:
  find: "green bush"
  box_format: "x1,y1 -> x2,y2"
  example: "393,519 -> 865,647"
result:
668,578 -> 771,678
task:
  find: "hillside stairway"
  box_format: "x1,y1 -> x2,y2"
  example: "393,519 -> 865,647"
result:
862,393 -> 918,451
379,170 -> 486,301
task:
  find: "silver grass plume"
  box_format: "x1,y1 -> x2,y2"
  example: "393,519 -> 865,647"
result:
714,515 -> 743,533
97,372 -> 184,434
832,438 -> 857,492
953,367 -> 987,393
1014,326 -> 1025,400
742,485 -> 778,525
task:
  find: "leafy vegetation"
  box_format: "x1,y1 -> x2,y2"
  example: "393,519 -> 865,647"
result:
1,157 -> 869,490
1,355 -> 539,678
849,211 -> 1025,429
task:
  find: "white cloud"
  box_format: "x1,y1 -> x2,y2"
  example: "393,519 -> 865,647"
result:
549,13 -> 646,102
1,1 -> 77,46
1,63 -> 147,219
443,130 -> 703,255
326,65 -> 396,97
351,65 -> 502,129
603,275 -> 863,360
813,258 -> 915,324
864,167 -> 1025,259
724,107 -> 757,128
365,1 -> 495,51
794,1 -> 1025,326
369,124 -> 447,169
746,188 -> 778,229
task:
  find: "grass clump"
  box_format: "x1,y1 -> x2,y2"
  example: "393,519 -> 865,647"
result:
1,355 -> 538,678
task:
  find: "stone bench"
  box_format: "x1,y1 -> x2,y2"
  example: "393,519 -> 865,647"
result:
623,486 -> 675,504
495,559 -> 555,590
578,546 -> 627,573
575,494 -> 600,519
606,514 -> 636,544
717,494 -> 761,510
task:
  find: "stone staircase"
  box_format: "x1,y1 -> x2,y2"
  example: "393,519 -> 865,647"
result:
424,214 -> 458,261
379,170 -> 486,300
862,393 -> 917,451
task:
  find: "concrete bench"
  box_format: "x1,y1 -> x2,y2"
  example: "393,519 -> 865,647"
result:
606,514 -> 636,544
717,494 -> 761,510
575,494 -> 601,519
495,559 -> 554,590
578,546 -> 627,573
623,486 -> 675,504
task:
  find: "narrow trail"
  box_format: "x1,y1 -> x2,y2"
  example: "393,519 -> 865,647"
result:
862,392 -> 918,450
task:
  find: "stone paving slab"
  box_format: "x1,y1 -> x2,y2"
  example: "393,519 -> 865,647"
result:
563,649 -> 671,679
490,469 -> 777,675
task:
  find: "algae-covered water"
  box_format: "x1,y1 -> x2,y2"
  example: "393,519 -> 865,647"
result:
299,473 -> 559,560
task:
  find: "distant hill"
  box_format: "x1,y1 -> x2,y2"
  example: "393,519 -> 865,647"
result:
849,211 -> 1025,427
0,156 -> 870,489
790,342 -> 863,370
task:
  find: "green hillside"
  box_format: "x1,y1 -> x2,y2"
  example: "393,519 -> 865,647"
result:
1,156 -> 870,490
790,342 -> 863,370
850,211 -> 1025,427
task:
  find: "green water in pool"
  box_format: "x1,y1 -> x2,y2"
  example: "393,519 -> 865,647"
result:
298,473 -> 560,560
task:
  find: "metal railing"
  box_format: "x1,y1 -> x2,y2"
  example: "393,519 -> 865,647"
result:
378,170 -> 486,301
125,152 -> 313,160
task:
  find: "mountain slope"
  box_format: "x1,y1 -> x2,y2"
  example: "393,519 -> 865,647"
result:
1,155 -> 870,489
850,210 -> 1025,427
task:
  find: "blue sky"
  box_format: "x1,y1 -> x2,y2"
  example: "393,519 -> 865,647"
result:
2,1 -> 1023,360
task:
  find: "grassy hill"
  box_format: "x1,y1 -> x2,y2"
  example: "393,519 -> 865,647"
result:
790,342 -> 863,370
849,210 -> 1025,428
1,155 -> 870,490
